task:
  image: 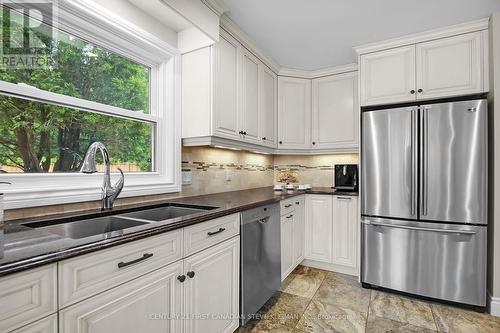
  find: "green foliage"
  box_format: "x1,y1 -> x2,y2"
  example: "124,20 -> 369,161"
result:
0,6 -> 152,173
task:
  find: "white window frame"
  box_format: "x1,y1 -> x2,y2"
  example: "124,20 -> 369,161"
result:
0,0 -> 181,209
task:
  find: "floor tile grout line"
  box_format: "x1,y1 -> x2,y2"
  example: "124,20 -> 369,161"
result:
364,289 -> 372,333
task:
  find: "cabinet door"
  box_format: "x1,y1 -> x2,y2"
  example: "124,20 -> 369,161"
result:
305,195 -> 333,263
360,45 -> 416,106
312,72 -> 359,150
281,213 -> 295,280
60,262 -> 183,333
213,31 -> 240,139
293,196 -> 305,267
240,49 -> 261,144
332,196 -> 358,269
277,77 -> 311,149
261,66 -> 278,147
183,237 -> 239,333
416,31 -> 486,100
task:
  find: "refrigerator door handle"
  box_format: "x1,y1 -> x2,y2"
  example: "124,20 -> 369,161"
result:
410,109 -> 417,217
420,107 -> 430,216
365,220 -> 477,235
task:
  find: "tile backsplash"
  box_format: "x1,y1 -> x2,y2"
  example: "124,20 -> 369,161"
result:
4,147 -> 358,221
274,154 -> 359,187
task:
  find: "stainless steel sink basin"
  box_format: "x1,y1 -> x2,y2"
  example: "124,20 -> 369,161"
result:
27,216 -> 150,239
119,205 -> 212,222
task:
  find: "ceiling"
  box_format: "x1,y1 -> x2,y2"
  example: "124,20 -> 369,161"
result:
221,0 -> 500,71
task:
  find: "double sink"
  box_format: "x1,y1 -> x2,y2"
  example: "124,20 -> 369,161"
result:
22,204 -> 216,240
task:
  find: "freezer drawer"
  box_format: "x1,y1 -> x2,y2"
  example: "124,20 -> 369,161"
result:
361,217 -> 487,306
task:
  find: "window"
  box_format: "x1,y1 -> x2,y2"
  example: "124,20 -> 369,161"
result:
0,1 -> 180,208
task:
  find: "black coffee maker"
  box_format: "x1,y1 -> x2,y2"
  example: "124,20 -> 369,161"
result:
334,164 -> 358,192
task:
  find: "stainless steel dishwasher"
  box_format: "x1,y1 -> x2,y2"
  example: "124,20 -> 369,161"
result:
240,203 -> 281,326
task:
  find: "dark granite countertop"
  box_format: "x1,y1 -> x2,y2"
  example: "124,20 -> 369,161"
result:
0,187 -> 358,277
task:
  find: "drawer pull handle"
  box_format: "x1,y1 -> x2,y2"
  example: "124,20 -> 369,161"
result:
207,227 -> 226,236
286,214 -> 294,219
187,271 -> 195,278
177,275 -> 186,282
337,197 -> 352,200
284,204 -> 292,208
117,253 -> 153,268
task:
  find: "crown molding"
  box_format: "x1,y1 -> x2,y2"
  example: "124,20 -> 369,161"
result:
201,0 -> 227,16
279,63 -> 358,79
220,14 -> 281,74
354,17 -> 490,55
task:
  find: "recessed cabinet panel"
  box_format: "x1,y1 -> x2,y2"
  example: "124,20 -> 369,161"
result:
183,237 -> 240,333
305,195 -> 333,263
416,31 -> 485,100
213,32 -> 240,139
360,45 -> 416,106
312,72 -> 359,149
332,196 -> 358,268
12,314 -> 58,333
261,66 -> 278,147
241,50 -> 261,143
278,77 -> 312,149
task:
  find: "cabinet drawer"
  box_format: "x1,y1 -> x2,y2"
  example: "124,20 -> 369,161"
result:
280,198 -> 296,216
0,264 -> 57,333
184,213 -> 240,257
11,314 -> 57,333
59,229 -> 182,308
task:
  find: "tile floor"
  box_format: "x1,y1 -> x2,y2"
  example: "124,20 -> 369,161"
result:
237,265 -> 500,333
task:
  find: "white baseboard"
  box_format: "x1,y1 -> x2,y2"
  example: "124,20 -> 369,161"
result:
301,259 -> 358,277
488,292 -> 500,317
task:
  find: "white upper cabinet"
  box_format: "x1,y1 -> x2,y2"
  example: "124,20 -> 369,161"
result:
240,49 -> 261,144
359,29 -> 488,106
312,72 -> 359,150
213,31 -> 240,139
360,45 -> 416,106
416,31 -> 487,100
278,77 -> 312,149
260,66 -> 278,148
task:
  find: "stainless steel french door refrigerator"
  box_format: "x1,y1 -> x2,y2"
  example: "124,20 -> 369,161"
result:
361,99 -> 487,307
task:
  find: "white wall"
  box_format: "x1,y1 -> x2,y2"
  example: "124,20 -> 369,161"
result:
93,0 -> 178,47
488,11 -> 500,316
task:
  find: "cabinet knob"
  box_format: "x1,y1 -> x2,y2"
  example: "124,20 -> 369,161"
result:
177,275 -> 186,282
417,89 -> 423,93
312,142 -> 316,145
410,90 -> 415,94
239,130 -> 243,135
187,271 -> 195,278
243,131 -> 247,135
262,137 -> 266,140
279,141 -> 282,144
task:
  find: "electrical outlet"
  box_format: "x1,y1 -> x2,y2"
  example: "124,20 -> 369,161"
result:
225,169 -> 232,181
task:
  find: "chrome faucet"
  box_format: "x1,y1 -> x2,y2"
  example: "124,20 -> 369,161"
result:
81,142 -> 124,210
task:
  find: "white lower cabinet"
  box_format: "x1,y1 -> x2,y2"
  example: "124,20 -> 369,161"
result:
280,196 -> 306,281
292,196 -> 305,267
305,195 -> 333,263
183,237 -> 240,333
304,194 -> 359,276
280,213 -> 295,280
60,261 -> 183,333
12,314 -> 57,333
0,264 -> 57,333
332,196 -> 359,271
